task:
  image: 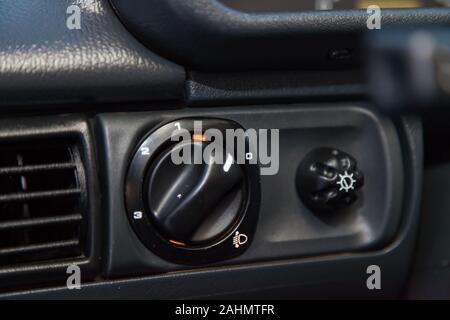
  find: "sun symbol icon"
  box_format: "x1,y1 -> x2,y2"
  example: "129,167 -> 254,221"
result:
337,171 -> 356,193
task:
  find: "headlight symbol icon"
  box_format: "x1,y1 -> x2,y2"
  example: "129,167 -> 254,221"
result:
232,231 -> 248,249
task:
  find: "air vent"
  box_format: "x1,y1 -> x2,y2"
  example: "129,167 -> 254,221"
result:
0,140 -> 87,267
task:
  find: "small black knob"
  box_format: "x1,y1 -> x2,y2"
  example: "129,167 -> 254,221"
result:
296,147 -> 364,213
146,141 -> 244,246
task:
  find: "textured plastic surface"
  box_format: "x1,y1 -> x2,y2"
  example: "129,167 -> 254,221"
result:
110,0 -> 450,71
186,70 -> 366,107
0,0 -> 185,107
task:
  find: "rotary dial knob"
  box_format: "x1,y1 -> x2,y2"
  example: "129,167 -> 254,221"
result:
125,118 -> 260,265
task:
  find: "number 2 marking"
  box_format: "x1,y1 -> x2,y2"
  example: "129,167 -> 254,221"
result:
140,147 -> 150,155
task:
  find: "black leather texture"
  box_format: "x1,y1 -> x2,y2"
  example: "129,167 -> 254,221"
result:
0,0 -> 185,107
111,0 -> 450,71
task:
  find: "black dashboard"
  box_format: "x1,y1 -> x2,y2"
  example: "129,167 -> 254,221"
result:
0,0 -> 449,302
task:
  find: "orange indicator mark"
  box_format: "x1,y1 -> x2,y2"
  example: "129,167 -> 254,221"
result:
192,134 -> 207,142
169,239 -> 187,246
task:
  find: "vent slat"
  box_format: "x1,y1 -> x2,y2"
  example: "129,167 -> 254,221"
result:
0,240 -> 80,256
0,162 -> 76,175
0,188 -> 81,203
0,214 -> 82,231
0,140 -> 87,268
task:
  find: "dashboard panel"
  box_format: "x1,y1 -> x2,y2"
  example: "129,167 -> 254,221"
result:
0,0 -> 449,304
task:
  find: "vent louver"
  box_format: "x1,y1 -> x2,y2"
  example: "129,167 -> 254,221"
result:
0,141 -> 87,267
